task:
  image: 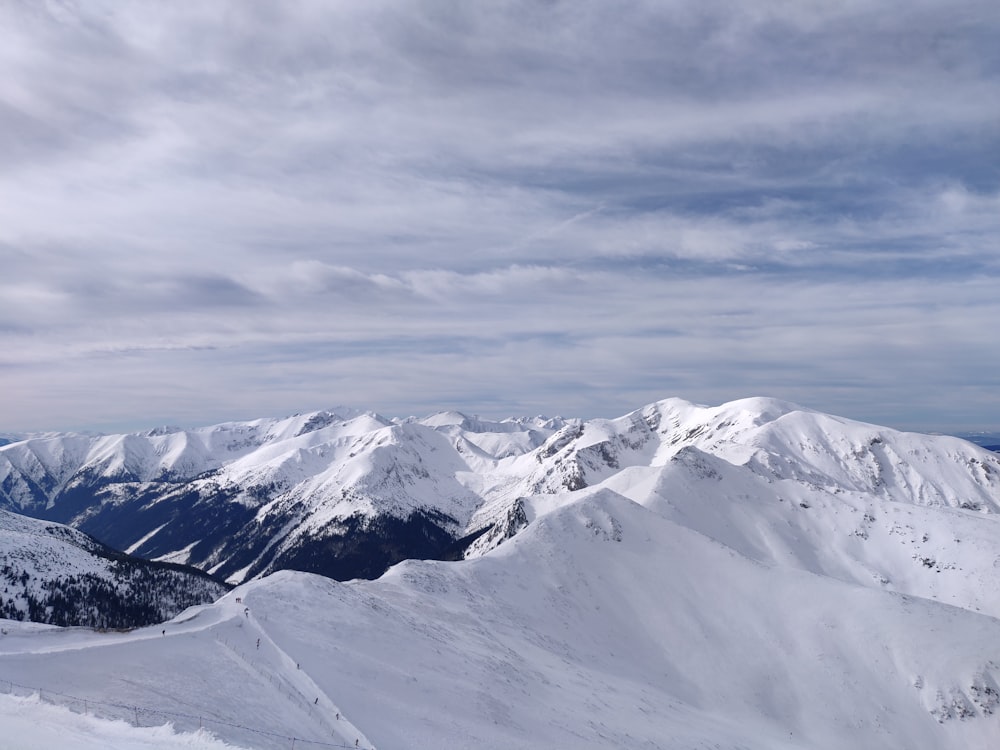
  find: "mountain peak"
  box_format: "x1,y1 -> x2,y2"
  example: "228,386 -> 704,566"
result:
3,396 -> 999,586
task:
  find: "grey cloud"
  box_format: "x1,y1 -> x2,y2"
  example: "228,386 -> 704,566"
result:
138,273 -> 265,309
1,1 -> 998,432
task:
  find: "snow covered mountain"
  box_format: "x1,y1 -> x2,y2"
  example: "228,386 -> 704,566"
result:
0,509 -> 229,628
0,409 -> 565,581
3,396 -> 1000,748
1,398 -> 998,587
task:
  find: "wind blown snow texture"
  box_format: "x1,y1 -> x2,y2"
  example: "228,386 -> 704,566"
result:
2,397 -> 1000,748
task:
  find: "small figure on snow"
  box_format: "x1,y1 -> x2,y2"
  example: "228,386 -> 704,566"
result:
256,638 -> 260,650
244,607 -> 249,618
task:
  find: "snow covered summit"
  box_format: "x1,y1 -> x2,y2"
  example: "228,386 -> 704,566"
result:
1,397 -> 998,586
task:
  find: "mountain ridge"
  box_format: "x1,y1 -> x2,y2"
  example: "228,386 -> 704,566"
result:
2,397 -> 998,587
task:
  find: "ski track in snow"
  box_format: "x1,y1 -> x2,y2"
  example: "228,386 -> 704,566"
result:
1,594 -> 373,749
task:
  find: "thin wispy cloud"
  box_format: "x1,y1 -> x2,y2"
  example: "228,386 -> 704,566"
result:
1,0 -> 998,433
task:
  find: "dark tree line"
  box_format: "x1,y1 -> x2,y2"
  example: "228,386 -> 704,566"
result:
1,561 -> 229,629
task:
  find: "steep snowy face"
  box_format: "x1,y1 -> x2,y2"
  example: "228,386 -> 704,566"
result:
502,399 -> 1000,617
590,446 -> 1000,620
521,397 -> 1000,512
516,397 -> 810,495
739,412 -> 1000,511
1,397 -> 998,586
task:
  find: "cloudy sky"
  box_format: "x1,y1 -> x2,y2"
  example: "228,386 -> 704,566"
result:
2,0 -> 999,434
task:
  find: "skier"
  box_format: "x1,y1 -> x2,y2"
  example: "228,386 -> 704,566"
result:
256,638 -> 260,650
244,607 -> 249,618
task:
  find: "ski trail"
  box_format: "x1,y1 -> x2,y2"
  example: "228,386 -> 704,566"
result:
217,602 -> 374,750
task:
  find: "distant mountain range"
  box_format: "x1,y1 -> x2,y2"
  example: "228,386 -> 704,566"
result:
952,432 -> 1000,451
2,398 -> 999,588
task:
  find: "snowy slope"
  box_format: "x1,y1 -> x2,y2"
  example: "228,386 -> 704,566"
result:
2,486 -> 1000,749
516,397 -> 1000,512
3,397 -> 1000,747
1,398 -> 998,588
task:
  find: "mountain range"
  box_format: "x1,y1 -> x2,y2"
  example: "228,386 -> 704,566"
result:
3,396 -> 1000,748
2,397 -> 999,585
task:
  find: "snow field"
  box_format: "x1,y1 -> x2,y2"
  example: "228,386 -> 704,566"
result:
8,486 -> 994,748
1,595 -> 372,750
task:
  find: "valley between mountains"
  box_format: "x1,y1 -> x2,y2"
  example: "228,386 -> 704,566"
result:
4,397 -> 999,587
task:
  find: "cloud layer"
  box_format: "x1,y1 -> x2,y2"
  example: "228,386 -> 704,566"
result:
2,1 -> 999,432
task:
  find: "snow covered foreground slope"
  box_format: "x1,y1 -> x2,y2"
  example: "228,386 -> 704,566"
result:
0,692 -> 248,750
3,486 -> 1000,750
2,397 -> 999,586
